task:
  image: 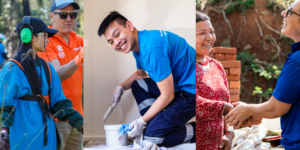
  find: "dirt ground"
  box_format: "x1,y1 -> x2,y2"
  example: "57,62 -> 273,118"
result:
202,0 -> 291,103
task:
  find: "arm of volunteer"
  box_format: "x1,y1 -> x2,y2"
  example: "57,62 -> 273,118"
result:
119,69 -> 148,90
226,96 -> 291,128
50,59 -> 79,82
226,59 -> 300,128
247,96 -> 291,118
142,74 -> 174,122
226,99 -> 291,128
53,99 -> 83,132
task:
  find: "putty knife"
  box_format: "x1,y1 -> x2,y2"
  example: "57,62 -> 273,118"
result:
103,103 -> 116,122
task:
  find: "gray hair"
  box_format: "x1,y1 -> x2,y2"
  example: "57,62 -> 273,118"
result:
196,11 -> 210,22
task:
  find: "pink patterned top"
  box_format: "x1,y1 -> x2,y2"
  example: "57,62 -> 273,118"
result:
196,57 -> 230,150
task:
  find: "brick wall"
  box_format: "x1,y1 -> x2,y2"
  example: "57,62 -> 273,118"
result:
209,47 -> 241,104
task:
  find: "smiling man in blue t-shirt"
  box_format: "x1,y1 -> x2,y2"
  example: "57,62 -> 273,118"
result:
98,11 -> 195,147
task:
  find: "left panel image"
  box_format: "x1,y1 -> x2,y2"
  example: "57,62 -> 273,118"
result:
0,0 -> 84,149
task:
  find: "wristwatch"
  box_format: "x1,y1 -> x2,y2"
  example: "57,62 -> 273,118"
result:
225,128 -> 235,136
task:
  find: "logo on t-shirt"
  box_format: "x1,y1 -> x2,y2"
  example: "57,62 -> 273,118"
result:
145,71 -> 152,76
57,45 -> 63,52
159,30 -> 167,37
57,45 -> 65,58
74,46 -> 82,51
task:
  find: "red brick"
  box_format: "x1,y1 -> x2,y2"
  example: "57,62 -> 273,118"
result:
224,69 -> 229,75
212,47 -> 237,54
230,94 -> 240,103
214,54 -> 226,61
229,68 -> 241,75
229,81 -> 240,89
229,88 -> 240,94
225,54 -> 236,60
226,75 -> 240,81
220,61 -> 241,68
207,54 -> 214,59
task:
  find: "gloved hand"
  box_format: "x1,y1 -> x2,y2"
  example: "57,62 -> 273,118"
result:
75,48 -> 84,66
127,117 -> 147,138
80,125 -> 84,134
111,86 -> 124,105
0,128 -> 9,150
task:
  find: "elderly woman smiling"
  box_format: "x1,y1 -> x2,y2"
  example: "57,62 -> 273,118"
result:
226,1 -> 300,149
196,12 -> 235,150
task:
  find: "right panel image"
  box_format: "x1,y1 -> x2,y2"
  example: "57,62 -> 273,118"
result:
197,0 -> 296,149
84,0 -> 196,149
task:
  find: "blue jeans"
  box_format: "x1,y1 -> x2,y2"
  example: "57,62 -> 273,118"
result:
131,78 -> 195,147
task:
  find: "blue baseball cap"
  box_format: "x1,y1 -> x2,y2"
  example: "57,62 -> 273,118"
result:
50,0 -> 80,12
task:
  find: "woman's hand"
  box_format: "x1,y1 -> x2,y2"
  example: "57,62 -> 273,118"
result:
219,131 -> 234,150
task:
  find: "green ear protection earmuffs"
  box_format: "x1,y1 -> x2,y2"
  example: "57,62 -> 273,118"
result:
20,16 -> 33,43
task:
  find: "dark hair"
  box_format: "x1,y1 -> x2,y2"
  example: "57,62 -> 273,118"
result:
13,25 -> 43,96
98,11 -> 128,37
196,11 -> 210,22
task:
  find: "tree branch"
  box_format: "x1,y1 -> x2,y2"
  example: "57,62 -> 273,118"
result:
222,10 -> 234,35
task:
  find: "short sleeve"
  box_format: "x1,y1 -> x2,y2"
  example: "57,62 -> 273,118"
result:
273,59 -> 300,104
48,63 -> 67,107
37,41 -> 58,62
144,47 -> 171,82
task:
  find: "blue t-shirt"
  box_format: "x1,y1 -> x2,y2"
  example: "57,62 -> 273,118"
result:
272,41 -> 300,150
0,43 -> 5,64
133,30 -> 195,94
0,60 -> 66,149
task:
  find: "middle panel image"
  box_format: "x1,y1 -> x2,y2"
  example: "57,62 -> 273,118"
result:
84,0 -> 196,149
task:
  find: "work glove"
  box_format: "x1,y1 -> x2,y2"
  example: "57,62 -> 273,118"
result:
111,86 -> 124,105
80,125 -> 84,134
75,48 -> 84,66
127,117 -> 147,138
0,128 -> 9,150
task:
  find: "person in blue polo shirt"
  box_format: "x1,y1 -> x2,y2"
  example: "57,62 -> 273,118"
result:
0,17 -> 83,150
98,11 -> 195,147
225,1 -> 300,149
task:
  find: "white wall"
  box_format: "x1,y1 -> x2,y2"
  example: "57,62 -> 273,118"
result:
84,0 -> 195,141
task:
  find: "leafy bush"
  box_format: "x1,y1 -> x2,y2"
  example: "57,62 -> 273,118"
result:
226,0 -> 255,14
237,50 -> 283,102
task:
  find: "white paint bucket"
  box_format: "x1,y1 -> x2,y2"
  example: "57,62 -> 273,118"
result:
104,124 -> 122,147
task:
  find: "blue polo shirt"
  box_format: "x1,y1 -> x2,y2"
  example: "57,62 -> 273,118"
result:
272,41 -> 300,150
133,30 -> 195,94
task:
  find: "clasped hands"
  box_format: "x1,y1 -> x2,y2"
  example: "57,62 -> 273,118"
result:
225,102 -> 254,129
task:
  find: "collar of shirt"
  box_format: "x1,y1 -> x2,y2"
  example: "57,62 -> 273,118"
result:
290,41 -> 300,57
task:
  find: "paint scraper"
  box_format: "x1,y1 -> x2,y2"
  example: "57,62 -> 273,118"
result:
103,103 -> 116,122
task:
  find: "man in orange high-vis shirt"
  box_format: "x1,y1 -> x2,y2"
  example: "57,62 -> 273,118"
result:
37,0 -> 84,149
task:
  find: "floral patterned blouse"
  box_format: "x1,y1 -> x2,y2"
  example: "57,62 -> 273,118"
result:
196,56 -> 230,150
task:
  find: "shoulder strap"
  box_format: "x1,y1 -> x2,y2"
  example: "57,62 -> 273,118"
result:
8,59 -> 24,71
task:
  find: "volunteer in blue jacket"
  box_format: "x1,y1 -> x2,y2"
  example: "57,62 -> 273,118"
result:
0,17 -> 83,150
98,11 -> 196,147
226,1 -> 300,149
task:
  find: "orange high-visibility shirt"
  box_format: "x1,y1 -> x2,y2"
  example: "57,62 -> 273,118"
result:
37,25 -> 84,119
